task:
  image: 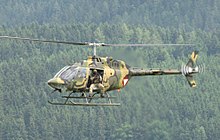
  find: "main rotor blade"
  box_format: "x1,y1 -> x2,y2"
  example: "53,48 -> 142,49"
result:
0,36 -> 89,45
103,43 -> 195,47
0,35 -> 194,47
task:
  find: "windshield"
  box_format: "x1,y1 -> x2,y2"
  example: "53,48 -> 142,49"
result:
60,66 -> 78,81
54,66 -> 70,78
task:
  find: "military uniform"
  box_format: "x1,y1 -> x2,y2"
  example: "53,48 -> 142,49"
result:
89,70 -> 105,97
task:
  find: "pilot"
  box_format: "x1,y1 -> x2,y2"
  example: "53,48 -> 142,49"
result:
89,69 -> 105,97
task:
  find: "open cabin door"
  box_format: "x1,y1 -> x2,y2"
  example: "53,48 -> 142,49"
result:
87,68 -> 104,89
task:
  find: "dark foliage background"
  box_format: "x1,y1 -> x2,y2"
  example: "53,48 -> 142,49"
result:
0,1 -> 220,140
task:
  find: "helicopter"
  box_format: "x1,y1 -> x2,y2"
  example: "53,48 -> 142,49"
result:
0,35 -> 200,106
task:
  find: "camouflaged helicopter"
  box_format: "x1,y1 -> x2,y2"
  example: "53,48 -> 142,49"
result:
0,36 -> 200,106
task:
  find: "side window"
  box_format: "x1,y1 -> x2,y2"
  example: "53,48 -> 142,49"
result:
60,66 -> 78,81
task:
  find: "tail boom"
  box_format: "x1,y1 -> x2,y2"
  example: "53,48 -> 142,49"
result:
129,51 -> 200,87
129,68 -> 182,76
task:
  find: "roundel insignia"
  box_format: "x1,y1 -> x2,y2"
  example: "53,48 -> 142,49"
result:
122,75 -> 129,86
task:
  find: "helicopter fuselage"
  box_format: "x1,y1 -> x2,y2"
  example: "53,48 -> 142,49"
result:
47,56 -> 131,93
47,51 -> 200,94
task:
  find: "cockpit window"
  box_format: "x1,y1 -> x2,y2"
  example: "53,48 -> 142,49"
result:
77,68 -> 87,78
60,66 -> 78,81
54,66 -> 70,78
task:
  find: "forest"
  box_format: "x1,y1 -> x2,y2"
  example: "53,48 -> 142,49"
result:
0,1 -> 220,140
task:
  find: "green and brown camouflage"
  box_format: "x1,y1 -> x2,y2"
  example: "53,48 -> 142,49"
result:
48,55 -> 130,93
47,51 -> 199,93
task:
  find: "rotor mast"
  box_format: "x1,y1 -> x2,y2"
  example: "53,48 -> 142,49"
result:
93,44 -> 97,56
88,42 -> 104,56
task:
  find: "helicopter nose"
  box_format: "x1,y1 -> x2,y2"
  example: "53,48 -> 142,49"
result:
47,78 -> 65,89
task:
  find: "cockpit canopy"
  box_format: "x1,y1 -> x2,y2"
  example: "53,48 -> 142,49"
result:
54,65 -> 86,81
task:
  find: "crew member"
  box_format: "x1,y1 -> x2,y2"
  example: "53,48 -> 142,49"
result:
89,69 -> 105,97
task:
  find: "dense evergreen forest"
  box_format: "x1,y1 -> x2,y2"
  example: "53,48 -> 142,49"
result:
0,1 -> 220,140
1,0 -> 220,31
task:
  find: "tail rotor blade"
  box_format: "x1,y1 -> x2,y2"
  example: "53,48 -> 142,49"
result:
182,50 -> 200,88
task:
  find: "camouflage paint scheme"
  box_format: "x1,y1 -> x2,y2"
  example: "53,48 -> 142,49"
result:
65,56 -> 130,92
47,51 -> 199,93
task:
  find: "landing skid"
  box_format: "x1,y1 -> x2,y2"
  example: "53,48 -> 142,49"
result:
48,101 -> 120,106
48,91 -> 120,106
61,96 -> 117,99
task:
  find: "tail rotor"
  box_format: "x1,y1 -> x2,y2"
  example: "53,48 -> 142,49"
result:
181,51 -> 204,87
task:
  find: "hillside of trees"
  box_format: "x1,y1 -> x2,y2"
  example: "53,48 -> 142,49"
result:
0,1 -> 220,140
1,24 -> 220,140
1,0 -> 220,31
